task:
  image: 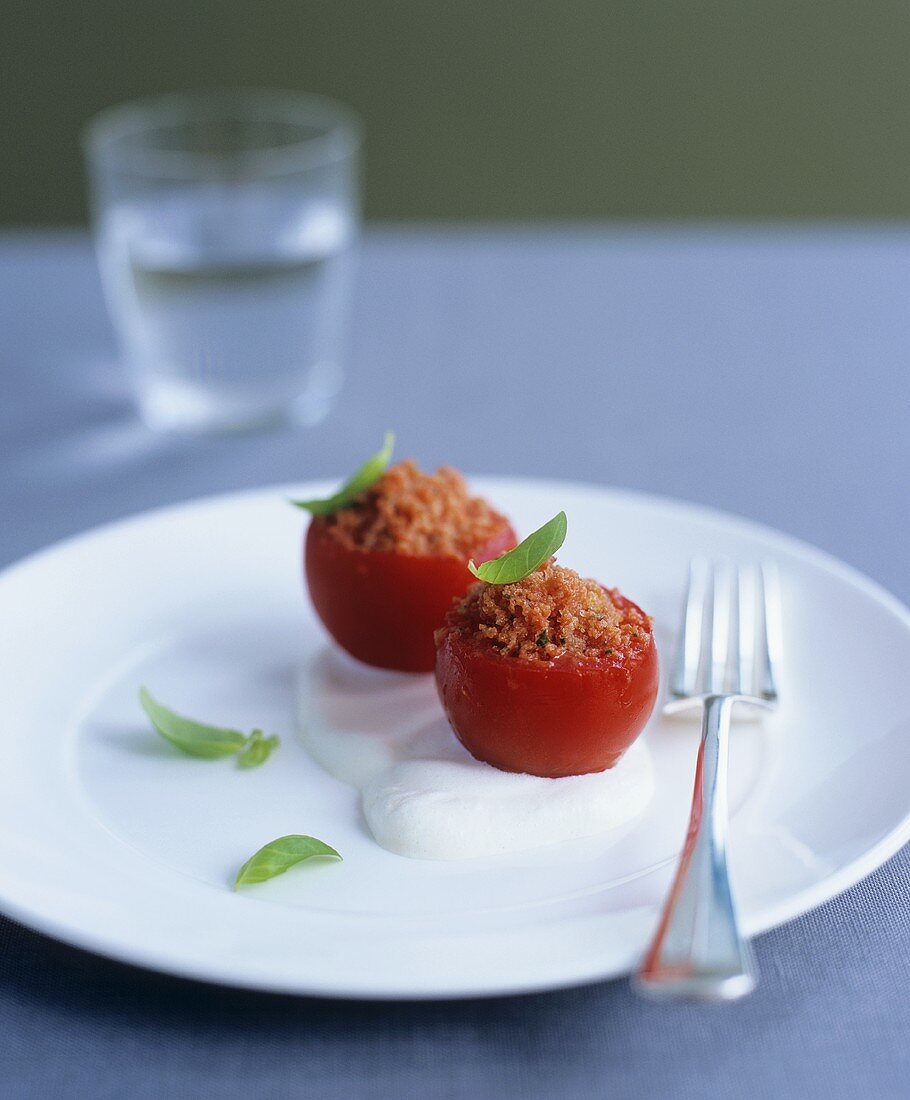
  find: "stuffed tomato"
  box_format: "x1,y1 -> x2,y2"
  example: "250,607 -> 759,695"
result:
434,563 -> 659,777
305,460 -> 516,672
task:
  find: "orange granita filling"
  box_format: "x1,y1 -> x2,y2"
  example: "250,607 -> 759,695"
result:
320,459 -> 509,557
439,563 -> 652,662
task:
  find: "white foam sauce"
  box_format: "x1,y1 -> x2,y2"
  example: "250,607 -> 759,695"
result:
298,650 -> 654,861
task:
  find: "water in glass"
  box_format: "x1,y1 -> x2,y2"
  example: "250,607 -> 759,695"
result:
97,183 -> 355,431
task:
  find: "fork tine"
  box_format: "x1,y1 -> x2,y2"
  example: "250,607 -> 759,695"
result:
672,558 -> 708,698
706,561 -> 732,693
757,561 -> 782,702
736,564 -> 757,697
728,564 -> 743,694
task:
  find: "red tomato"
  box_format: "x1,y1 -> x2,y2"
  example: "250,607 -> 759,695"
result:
305,520 -> 517,672
434,591 -> 659,777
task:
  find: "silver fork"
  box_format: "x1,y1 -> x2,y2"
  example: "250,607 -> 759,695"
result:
632,559 -> 781,1002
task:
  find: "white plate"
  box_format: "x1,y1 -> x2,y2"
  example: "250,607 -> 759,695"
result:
1,478 -> 908,1000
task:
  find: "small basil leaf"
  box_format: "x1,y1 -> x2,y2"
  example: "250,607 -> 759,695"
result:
139,687 -> 249,758
234,835 -> 342,889
237,730 -> 281,769
291,431 -> 395,515
468,511 -> 567,585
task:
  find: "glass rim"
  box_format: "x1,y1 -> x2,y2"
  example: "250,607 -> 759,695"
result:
82,89 -> 362,179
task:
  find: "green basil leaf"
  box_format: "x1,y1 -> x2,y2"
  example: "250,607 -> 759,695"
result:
234,835 -> 342,889
140,687 -> 249,758
237,730 -> 281,769
291,431 -> 395,515
468,510 -> 567,584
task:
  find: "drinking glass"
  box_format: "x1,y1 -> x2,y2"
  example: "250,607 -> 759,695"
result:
83,91 -> 361,432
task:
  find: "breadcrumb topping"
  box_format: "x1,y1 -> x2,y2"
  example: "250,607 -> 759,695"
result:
439,563 -> 652,662
320,459 -> 510,557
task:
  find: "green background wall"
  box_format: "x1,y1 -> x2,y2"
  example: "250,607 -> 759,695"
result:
5,1 -> 910,224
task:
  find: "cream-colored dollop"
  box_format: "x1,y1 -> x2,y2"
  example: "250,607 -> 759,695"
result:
298,651 -> 654,861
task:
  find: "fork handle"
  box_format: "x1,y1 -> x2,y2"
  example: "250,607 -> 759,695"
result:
633,694 -> 756,1001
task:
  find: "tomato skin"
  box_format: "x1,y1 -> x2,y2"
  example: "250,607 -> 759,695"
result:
434,593 -> 659,777
305,520 -> 517,672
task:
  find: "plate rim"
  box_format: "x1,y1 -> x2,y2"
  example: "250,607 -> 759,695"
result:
1,475 -> 908,1000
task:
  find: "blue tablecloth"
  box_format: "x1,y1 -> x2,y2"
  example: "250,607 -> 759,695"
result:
1,227 -> 907,1098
